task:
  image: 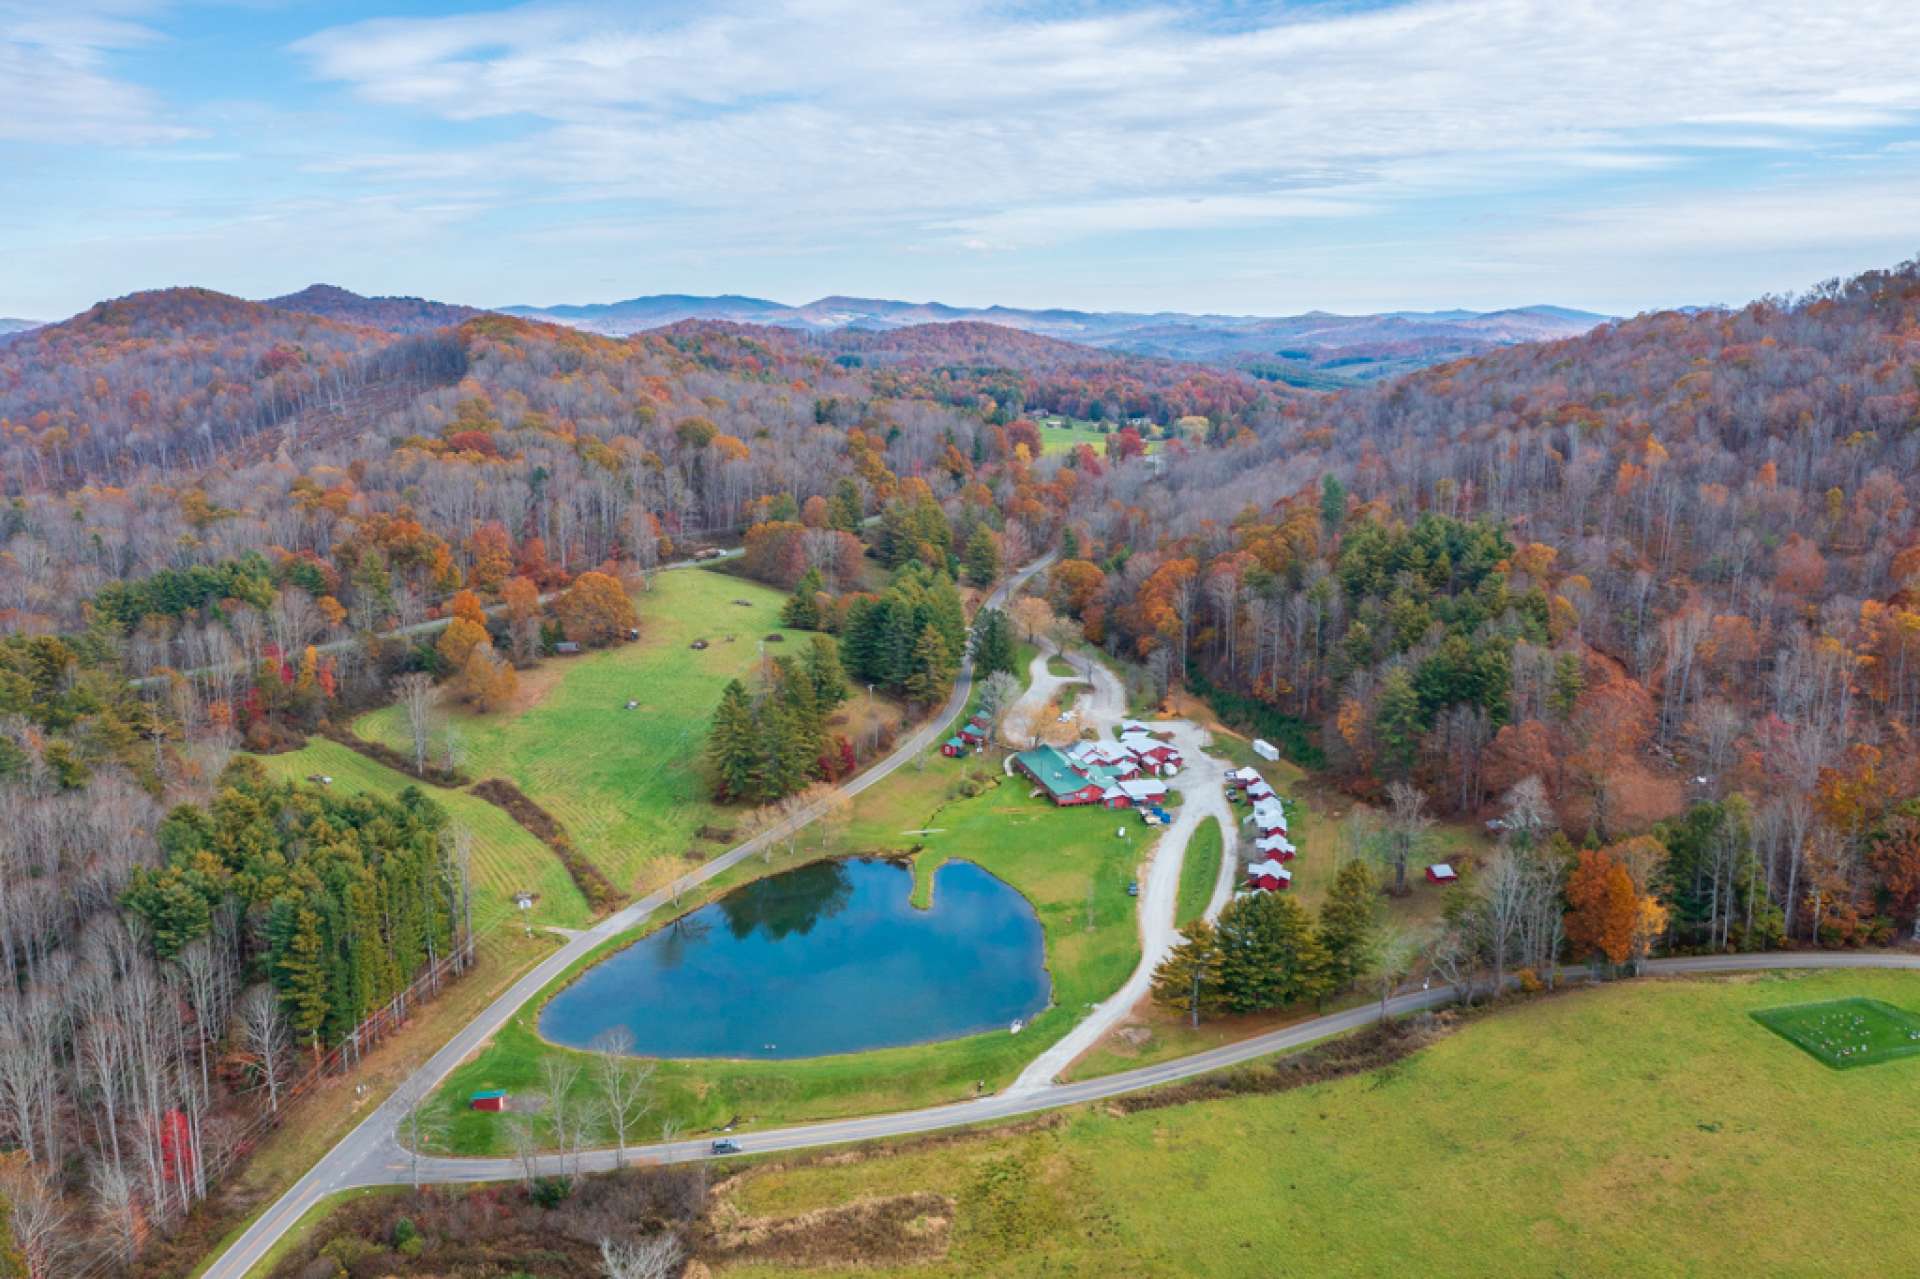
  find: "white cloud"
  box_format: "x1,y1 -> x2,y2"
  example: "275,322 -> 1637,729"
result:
284,0 -> 1920,254
0,1 -> 195,144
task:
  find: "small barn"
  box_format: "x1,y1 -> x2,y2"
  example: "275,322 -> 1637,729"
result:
958,723 -> 986,746
1227,766 -> 1263,788
1426,863 -> 1460,885
941,736 -> 966,758
1254,834 -> 1296,860
469,1090 -> 508,1113
1246,859 -> 1292,892
1251,801 -> 1289,836
1245,778 -> 1276,801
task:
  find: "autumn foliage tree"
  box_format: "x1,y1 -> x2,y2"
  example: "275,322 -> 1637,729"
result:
1564,842 -> 1668,968
461,642 -> 519,711
436,615 -> 489,673
555,571 -> 637,647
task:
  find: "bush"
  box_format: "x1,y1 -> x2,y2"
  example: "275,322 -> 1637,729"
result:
530,1176 -> 573,1209
391,1217 -> 418,1249
469,778 -> 623,912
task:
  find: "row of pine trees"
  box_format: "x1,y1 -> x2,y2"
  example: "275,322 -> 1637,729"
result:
707,636 -> 851,805
1152,861 -> 1380,1020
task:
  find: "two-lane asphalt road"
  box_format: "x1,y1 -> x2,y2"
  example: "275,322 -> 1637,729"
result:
353,952 -> 1920,1190
201,551 -> 1056,1279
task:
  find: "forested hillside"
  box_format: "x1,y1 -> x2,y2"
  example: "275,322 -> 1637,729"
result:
3,258 -> 1920,1272
264,284 -> 486,334
1063,260 -> 1920,948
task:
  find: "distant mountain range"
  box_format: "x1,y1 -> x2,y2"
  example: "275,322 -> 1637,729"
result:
4,283 -> 1611,387
498,293 -> 1613,385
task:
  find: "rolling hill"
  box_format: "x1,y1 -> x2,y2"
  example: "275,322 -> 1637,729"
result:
503,293 -> 1612,383
265,283 -> 486,333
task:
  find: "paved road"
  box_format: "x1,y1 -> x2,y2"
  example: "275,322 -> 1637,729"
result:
372,951 -> 1920,1189
1008,652 -> 1237,1093
200,552 -> 1055,1279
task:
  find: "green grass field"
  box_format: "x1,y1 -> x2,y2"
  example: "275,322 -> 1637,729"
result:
715,970 -> 1920,1277
356,569 -> 804,897
254,737 -> 591,934
1175,816 -> 1222,929
1034,417 -> 1161,457
1751,997 -> 1920,1070
427,770 -> 1151,1154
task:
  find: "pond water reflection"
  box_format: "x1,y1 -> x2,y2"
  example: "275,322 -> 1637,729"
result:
540,858 -> 1051,1059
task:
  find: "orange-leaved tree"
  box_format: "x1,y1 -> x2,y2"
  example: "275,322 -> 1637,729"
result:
555,571 -> 637,647
437,616 -> 489,672
1564,849 -> 1638,965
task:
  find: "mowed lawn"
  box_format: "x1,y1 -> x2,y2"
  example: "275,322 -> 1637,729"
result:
253,737 -> 590,934
357,569 -> 803,897
1175,816 -> 1223,929
716,969 -> 1920,1278
428,771 -> 1148,1155
1034,417 -> 1160,457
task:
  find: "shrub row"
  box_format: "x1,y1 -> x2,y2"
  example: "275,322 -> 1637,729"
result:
316,722 -> 472,787
468,777 -> 624,912
1108,1015 -> 1446,1116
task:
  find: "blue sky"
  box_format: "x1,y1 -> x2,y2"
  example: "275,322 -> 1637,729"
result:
6,0 -> 1920,321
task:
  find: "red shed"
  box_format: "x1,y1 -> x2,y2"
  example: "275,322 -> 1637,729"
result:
469,1089 -> 508,1112
1425,863 -> 1459,885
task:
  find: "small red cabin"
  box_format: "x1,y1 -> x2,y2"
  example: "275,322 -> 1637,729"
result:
469,1089 -> 508,1112
1425,863 -> 1459,885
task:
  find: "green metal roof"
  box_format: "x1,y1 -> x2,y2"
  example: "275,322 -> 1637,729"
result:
1015,745 -> 1103,797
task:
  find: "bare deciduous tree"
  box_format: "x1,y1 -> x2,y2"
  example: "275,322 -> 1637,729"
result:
1384,781 -> 1433,894
236,984 -> 289,1114
395,673 -> 435,773
598,1232 -> 684,1279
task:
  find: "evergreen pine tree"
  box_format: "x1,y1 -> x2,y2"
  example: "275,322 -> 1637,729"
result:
1216,892 -> 1290,1013
707,679 -> 758,801
1321,473 -> 1347,533
965,525 -> 1001,586
971,608 -> 1017,678
277,903 -> 331,1055
752,694 -> 801,803
1373,667 -> 1423,777
1274,894 -> 1335,1008
805,635 -> 848,707
1318,859 -> 1379,990
926,570 -> 967,656
775,656 -> 825,784
1150,919 -> 1226,1027
782,567 -> 825,630
829,478 -> 863,532
879,599 -> 918,690
839,596 -> 880,684
906,624 -> 956,705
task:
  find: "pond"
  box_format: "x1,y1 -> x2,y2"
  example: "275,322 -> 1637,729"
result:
539,857 -> 1052,1059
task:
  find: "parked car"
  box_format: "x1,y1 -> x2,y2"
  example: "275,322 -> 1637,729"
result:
1126,882 -> 1140,898
711,1138 -> 742,1155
